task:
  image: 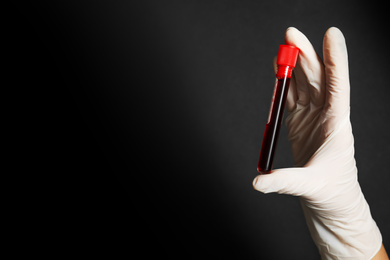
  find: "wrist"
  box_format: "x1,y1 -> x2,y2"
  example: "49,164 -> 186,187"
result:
300,197 -> 382,259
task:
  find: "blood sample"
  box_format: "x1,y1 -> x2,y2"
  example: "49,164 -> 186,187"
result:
257,45 -> 299,174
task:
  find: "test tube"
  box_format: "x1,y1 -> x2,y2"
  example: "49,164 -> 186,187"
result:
257,45 -> 300,174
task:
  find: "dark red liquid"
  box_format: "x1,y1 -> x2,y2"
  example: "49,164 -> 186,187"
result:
257,77 -> 290,174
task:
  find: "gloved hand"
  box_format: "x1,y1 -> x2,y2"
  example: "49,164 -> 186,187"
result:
253,27 -> 382,259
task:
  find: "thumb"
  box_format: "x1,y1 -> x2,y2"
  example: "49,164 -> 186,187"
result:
253,167 -> 309,196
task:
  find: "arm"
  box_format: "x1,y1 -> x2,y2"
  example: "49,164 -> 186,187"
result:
372,244 -> 388,260
253,27 -> 387,260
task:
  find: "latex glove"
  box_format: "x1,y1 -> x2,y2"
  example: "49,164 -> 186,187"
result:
253,27 -> 382,259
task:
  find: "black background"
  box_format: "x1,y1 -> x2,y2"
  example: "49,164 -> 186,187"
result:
29,1 -> 389,258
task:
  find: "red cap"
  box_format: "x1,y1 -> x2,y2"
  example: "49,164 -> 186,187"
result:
276,45 -> 300,68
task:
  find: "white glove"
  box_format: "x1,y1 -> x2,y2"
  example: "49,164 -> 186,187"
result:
253,27 -> 382,259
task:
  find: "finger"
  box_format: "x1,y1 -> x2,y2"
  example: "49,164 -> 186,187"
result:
292,62 -> 310,106
287,73 -> 298,112
284,27 -> 326,107
253,167 -> 309,196
323,27 -> 350,116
